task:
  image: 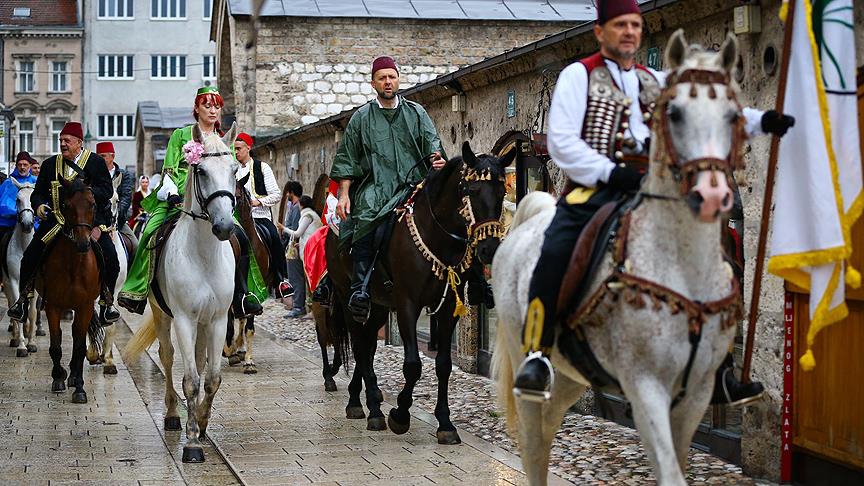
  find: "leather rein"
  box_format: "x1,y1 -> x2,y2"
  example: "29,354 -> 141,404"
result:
181,150 -> 237,221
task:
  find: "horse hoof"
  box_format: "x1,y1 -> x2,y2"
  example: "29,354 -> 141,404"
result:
387,410 -> 410,435
437,430 -> 462,445
367,416 -> 387,431
103,364 -> 118,375
199,429 -> 207,442
9,338 -> 18,348
324,378 -> 337,392
16,348 -> 28,357
182,446 -> 205,463
36,328 -> 45,336
71,391 -> 88,404
26,343 -> 36,353
228,354 -> 242,366
164,416 -> 182,430
243,363 -> 257,374
345,406 -> 365,419
51,380 -> 66,393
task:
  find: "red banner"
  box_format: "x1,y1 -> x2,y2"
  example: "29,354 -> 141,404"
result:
780,290 -> 794,482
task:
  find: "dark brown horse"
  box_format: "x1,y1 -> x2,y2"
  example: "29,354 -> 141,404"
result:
328,142 -> 513,444
35,177 -> 101,403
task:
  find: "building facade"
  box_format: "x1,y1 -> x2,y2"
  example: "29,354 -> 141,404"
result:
210,0 -> 590,139
134,100 -> 194,177
82,0 -> 216,174
250,0 -> 864,481
0,0 -> 83,168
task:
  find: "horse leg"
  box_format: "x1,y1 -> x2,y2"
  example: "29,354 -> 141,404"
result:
670,373 -> 714,474
198,313 -> 228,442
102,324 -> 118,374
432,312 -> 459,444
228,318 -> 245,366
24,298 -> 37,354
156,314 -> 181,431
387,303 -> 421,435
621,375 -> 687,486
46,307 -> 66,392
12,317 -> 27,357
69,307 -> 91,403
242,316 -> 256,374
173,317 -> 205,463
345,351 -> 365,419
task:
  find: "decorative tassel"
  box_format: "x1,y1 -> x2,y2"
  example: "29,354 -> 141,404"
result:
447,269 -> 468,317
799,348 -> 816,371
846,265 -> 861,289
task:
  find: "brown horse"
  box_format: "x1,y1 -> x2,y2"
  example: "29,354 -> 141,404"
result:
328,142 -> 513,443
35,177 -> 101,403
223,181 -> 272,374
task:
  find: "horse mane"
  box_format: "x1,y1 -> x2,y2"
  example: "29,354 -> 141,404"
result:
64,177 -> 90,196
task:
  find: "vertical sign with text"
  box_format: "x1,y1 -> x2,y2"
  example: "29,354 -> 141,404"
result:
781,291 -> 794,483
506,90 -> 516,118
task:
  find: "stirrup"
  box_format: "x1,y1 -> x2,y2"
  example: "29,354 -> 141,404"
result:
715,367 -> 765,408
512,351 -> 555,403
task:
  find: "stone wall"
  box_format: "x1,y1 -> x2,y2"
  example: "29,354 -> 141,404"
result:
216,14 -> 576,137
251,0 -> 864,480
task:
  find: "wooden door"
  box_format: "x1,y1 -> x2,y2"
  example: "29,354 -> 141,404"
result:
790,74 -> 864,472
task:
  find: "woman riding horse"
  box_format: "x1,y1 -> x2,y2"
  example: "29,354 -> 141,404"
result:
118,86 -> 265,318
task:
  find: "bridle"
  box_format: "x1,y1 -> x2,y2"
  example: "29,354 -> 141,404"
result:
181,149 -> 237,221
58,186 -> 95,243
650,68 -> 747,197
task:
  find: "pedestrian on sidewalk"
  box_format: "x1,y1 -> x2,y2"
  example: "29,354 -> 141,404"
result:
281,181 -> 307,317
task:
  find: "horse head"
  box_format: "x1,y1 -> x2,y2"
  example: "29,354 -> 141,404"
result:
59,177 -> 95,253
460,141 -> 515,264
646,30 -> 745,223
187,122 -> 239,240
11,178 -> 34,234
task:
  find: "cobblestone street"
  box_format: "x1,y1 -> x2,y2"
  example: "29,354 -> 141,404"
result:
0,300 -> 774,485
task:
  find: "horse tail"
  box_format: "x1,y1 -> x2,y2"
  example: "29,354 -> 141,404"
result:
87,313 -> 105,357
330,304 -> 352,374
491,318 -> 518,438
122,306 -> 158,363
510,191 -> 556,231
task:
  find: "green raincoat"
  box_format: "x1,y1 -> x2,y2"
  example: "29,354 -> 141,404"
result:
329,97 -> 445,246
119,124 -> 267,305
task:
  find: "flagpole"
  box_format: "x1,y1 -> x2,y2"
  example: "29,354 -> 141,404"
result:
742,0 -> 796,384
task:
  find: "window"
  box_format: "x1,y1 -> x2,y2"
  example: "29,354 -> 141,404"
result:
18,119 -> 34,153
98,0 -> 134,18
98,55 -> 134,79
203,0 -> 212,19
150,55 -> 186,79
12,7 -> 30,17
202,55 -> 216,80
98,114 -> 135,139
51,62 -> 68,92
17,61 -> 35,92
151,0 -> 186,19
51,119 -> 67,154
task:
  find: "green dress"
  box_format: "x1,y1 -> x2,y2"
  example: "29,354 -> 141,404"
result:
329,97 -> 445,247
119,125 -> 267,305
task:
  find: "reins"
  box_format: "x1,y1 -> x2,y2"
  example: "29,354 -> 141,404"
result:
178,149 -> 236,221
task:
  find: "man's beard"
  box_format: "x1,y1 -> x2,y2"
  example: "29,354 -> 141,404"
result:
376,89 -> 396,100
607,44 -> 636,61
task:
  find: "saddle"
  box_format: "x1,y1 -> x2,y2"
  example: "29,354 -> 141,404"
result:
148,212 -> 183,318
118,231 -> 137,273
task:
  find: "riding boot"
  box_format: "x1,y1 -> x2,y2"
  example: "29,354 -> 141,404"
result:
232,252 -> 263,318
92,235 -> 121,324
466,263 -> 494,309
312,275 -> 332,305
348,257 -> 372,323
710,353 -> 765,407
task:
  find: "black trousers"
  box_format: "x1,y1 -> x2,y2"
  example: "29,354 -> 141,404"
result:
253,217 -> 288,281
232,224 -> 252,299
19,221 -> 120,302
523,186 -> 621,354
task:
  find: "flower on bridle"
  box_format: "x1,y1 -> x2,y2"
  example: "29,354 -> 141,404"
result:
183,140 -> 205,166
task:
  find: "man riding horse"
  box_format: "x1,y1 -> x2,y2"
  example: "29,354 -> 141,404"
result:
0,152 -> 38,234
331,56 -> 493,323
95,142 -> 138,245
512,0 -> 795,405
118,86 -> 265,318
7,122 -> 122,324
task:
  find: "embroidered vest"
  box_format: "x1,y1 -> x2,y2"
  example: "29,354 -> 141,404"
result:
251,158 -> 266,198
578,53 -> 661,164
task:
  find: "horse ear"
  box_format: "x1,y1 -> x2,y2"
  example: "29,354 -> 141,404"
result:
222,122 -> 238,148
665,29 -> 687,70
10,177 -> 21,189
462,141 -> 477,168
498,148 -> 516,168
718,32 -> 738,74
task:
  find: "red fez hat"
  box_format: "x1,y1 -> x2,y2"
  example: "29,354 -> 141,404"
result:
596,0 -> 641,24
236,132 -> 254,147
60,121 -> 84,140
372,56 -> 398,76
15,151 -> 34,163
96,142 -> 116,154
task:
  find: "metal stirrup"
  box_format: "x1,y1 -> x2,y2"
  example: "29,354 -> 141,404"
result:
512,351 -> 555,403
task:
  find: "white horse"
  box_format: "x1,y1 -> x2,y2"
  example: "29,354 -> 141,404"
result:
493,32 -> 745,485
123,123 -> 238,463
87,175 -> 129,374
3,179 -> 39,357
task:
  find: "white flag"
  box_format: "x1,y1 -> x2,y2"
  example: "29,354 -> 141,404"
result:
768,0 -> 861,370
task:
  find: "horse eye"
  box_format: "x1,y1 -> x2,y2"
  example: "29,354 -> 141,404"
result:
667,105 -> 683,123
